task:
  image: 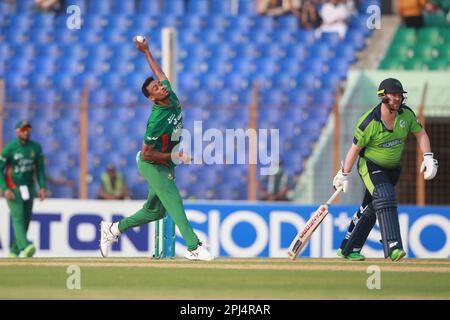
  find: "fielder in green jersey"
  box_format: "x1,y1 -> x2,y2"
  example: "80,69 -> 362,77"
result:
100,36 -> 214,261
0,120 -> 46,258
333,78 -> 438,261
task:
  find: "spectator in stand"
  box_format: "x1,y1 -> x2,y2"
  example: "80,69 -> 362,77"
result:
35,0 -> 64,13
289,0 -> 322,29
316,0 -> 351,39
397,0 -> 437,28
257,0 -> 291,16
98,164 -> 130,200
259,161 -> 293,201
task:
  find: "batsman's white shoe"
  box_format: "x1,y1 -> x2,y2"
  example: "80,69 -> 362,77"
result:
100,221 -> 120,257
184,243 -> 215,261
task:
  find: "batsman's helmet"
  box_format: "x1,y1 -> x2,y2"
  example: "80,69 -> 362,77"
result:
377,78 -> 407,96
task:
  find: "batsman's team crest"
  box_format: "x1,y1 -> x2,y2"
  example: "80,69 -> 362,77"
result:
400,119 -> 406,128
167,172 -> 174,180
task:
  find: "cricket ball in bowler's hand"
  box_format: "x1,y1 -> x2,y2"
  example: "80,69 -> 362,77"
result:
135,35 -> 145,43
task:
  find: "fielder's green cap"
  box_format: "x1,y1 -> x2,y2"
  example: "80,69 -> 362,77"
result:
15,120 -> 32,129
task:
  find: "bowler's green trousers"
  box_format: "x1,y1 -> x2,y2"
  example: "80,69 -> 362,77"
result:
118,158 -> 200,251
7,187 -> 34,255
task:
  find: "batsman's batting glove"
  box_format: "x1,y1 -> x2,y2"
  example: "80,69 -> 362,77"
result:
420,152 -> 438,180
333,169 -> 349,192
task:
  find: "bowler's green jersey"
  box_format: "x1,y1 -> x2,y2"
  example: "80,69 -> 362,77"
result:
353,104 -> 423,168
0,138 -> 46,193
141,79 -> 183,168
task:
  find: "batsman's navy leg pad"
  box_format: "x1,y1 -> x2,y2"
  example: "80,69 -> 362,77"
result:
372,183 -> 403,258
341,204 -> 376,256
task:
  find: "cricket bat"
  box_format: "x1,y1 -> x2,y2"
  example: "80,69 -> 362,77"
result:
287,187 -> 343,260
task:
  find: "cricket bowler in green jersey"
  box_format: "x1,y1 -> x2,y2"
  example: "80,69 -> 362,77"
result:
100,36 -> 214,261
333,78 -> 438,262
0,120 -> 46,258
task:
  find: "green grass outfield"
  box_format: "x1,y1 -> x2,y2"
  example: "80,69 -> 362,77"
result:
0,258 -> 449,299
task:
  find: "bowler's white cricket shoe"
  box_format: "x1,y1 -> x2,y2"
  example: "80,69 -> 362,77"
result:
100,221 -> 120,257
184,243 -> 215,261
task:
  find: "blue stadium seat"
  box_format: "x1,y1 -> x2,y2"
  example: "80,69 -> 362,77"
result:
90,0 -> 113,14
187,0 -> 210,15
234,43 -> 259,59
204,15 -> 227,30
286,89 -> 311,107
334,43 -> 357,63
30,72 -> 52,89
279,58 -> 302,75
12,44 -> 35,59
83,57 -> 107,73
295,73 -> 317,90
7,56 -> 31,73
8,14 -> 31,29
350,15 -> 371,35
35,44 -> 59,58
199,30 -> 223,44
223,30 -> 246,45
54,29 -> 78,44
253,57 -> 278,76
360,0 -> 381,12
253,16 -> 275,30
248,29 -> 271,44
67,0 -> 87,12
0,44 -> 11,59
238,0 -> 257,15
124,73 -> 148,91
283,43 -> 308,60
77,30 -> 101,44
81,14 -> 106,30
327,58 -> 350,80
228,16 -> 252,30
32,57 -> 56,74
138,0 -> 161,15
111,89 -> 137,107
205,57 -> 228,74
222,73 -> 246,91
164,0 -> 185,15
211,0 -> 231,14
312,90 -> 335,107
52,73 -> 76,91
113,0 -> 136,15
278,16 -> 299,31
5,27 -> 28,44
303,58 -> 326,75
180,15 -> 203,30
0,0 -> 14,14
211,89 -> 234,107
59,89 -> 82,104
100,72 -> 123,88
106,14 -> 132,30
155,15 -> 179,28
32,14 -> 55,29
319,72 -> 341,91
228,57 -> 253,74
345,30 -> 366,50
296,30 -> 317,46
272,30 -> 295,45
309,43 -> 331,60
259,90 -> 284,107
6,71 -> 29,87
88,89 -> 109,107
320,32 -> 341,48
207,43 -> 234,60
178,30 -> 199,47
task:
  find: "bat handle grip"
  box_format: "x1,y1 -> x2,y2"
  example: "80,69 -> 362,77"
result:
326,186 -> 343,206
